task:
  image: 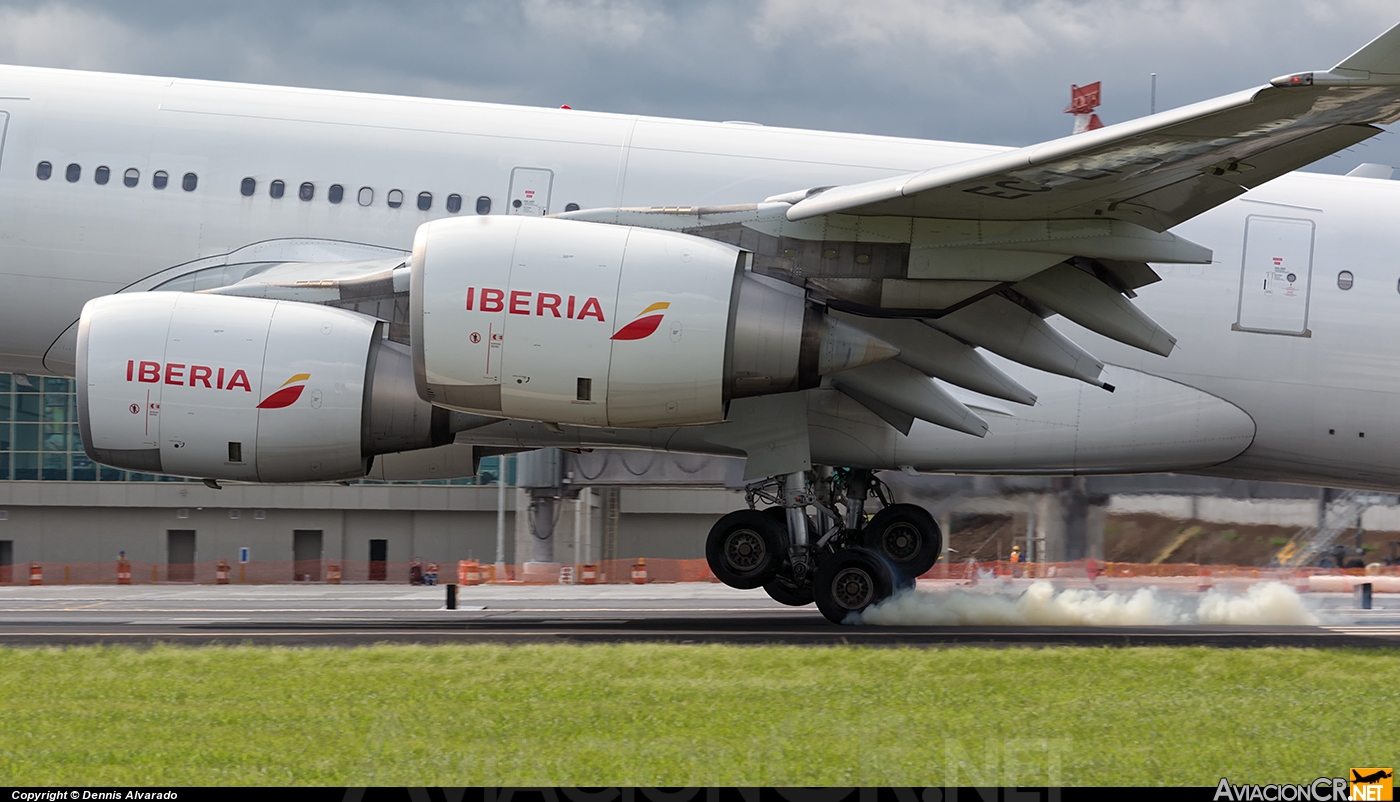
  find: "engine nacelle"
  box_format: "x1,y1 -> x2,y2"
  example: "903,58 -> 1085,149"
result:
412,216 -> 897,427
77,293 -> 447,482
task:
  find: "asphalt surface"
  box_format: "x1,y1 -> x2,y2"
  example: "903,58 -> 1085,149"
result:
0,581 -> 1397,647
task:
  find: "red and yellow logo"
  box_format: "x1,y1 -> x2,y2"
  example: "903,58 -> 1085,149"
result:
1351,769 -> 1393,801
257,373 -> 310,409
610,302 -> 670,341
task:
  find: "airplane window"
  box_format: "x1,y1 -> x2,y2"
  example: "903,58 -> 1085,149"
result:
357,187 -> 373,206
446,194 -> 462,213
66,163 -> 81,183
299,182 -> 314,202
417,191 -> 432,211
182,173 -> 197,192
476,196 -> 492,215
387,189 -> 403,209
564,203 -> 580,212
328,184 -> 343,204
95,166 -> 110,185
36,161 -> 52,180
240,177 -> 256,196
123,168 -> 139,188
270,180 -> 285,199
152,171 -> 168,190
1338,270 -> 1355,290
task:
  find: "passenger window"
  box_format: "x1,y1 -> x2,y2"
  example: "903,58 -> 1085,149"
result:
564,202 -> 580,212
152,171 -> 168,190
476,196 -> 492,215
66,163 -> 81,183
387,189 -> 403,209
240,177 -> 256,196
123,168 -> 140,188
417,191 -> 432,211
1338,271 -> 1355,290
36,161 -> 52,180
299,182 -> 314,201
446,194 -> 462,213
95,166 -> 110,185
182,172 -> 197,192
270,180 -> 285,199
357,187 -> 373,206
328,184 -> 344,204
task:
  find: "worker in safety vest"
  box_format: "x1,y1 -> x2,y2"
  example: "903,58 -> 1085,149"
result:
1009,545 -> 1022,577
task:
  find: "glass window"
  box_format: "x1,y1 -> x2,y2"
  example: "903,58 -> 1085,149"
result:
446,194 -> 462,213
387,189 -> 403,209
124,168 -> 140,188
182,172 -> 197,192
66,163 -> 81,183
1338,270 -> 1355,290
299,182 -> 314,201
36,161 -> 51,180
153,171 -> 168,190
476,195 -> 492,215
12,452 -> 36,481
95,166 -> 110,185
417,191 -> 432,211
241,177 -> 256,196
357,187 -> 373,206
270,180 -> 285,199
564,202 -> 580,212
329,184 -> 344,204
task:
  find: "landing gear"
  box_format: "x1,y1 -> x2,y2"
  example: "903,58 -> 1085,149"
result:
813,547 -> 899,623
704,466 -> 940,624
863,503 -> 942,584
704,509 -> 785,589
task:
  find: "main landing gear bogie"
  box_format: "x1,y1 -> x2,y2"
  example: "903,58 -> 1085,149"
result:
703,467 -> 943,624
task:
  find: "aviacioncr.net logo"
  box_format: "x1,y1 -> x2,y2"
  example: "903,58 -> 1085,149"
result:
610,302 -> 670,341
256,373 -> 310,409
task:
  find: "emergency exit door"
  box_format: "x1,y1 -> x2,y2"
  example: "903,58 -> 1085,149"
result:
508,167 -> 553,216
1234,215 -> 1316,336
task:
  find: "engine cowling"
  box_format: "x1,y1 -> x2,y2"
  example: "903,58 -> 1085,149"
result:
411,216 -> 897,427
77,293 -> 448,482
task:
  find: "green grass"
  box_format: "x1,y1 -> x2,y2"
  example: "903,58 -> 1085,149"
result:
0,644 -> 1395,785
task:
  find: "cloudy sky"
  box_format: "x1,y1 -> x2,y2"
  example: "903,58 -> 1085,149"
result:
1,0 -> 1398,173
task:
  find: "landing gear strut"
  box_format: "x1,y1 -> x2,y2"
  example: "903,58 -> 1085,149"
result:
703,467 -> 943,624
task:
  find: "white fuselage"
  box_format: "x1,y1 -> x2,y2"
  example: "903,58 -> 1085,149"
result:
3,64 -> 1399,489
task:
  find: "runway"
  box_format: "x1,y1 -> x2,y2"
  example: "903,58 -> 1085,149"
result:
0,582 -> 1396,647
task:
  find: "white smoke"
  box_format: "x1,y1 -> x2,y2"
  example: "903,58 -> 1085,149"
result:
858,580 -> 1319,626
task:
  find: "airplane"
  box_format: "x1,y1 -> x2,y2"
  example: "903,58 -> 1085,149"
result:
1353,770 -> 1393,785
2,23 -> 1400,623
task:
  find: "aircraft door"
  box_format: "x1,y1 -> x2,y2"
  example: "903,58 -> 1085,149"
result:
0,112 -> 9,168
508,167 -> 553,216
1234,215 -> 1315,336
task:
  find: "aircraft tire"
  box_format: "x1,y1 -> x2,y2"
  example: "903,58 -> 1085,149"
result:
705,509 -> 785,590
863,503 -> 941,584
763,575 -> 814,606
813,546 -> 899,625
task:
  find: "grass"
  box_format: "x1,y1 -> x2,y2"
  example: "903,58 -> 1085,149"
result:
0,644 -> 1395,786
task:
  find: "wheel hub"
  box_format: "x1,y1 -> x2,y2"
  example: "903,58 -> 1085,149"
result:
831,566 -> 874,610
883,523 -> 920,562
725,529 -> 765,570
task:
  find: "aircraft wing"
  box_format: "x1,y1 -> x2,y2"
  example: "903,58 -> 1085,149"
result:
784,23 -> 1400,231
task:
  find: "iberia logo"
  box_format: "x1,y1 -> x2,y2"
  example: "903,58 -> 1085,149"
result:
610,302 -> 670,341
1351,769 -> 1393,801
256,374 -> 310,409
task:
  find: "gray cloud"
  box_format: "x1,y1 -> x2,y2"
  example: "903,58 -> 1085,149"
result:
1,0 -> 1397,173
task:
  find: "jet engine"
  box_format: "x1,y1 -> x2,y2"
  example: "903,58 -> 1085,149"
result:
76,293 -> 451,482
411,216 -> 898,427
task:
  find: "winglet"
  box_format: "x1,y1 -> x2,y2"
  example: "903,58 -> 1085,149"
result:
1272,22 -> 1400,87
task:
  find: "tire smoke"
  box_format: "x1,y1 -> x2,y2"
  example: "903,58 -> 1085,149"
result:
858,580 -> 1319,626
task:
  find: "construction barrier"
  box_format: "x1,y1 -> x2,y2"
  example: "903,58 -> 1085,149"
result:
458,560 -> 482,586
0,557 -> 1394,586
